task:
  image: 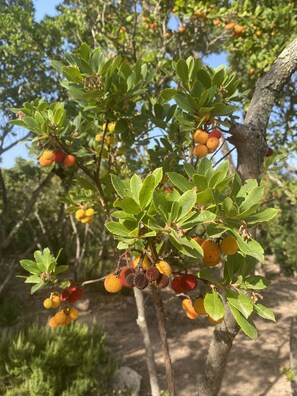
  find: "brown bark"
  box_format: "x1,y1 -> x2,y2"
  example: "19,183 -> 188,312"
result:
151,284 -> 175,396
134,288 -> 160,396
197,38 -> 297,396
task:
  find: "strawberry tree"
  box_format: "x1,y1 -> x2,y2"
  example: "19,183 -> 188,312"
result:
14,44 -> 280,394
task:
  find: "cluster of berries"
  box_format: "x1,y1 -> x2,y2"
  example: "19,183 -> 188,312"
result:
193,128 -> 222,158
39,149 -> 76,168
43,285 -> 84,328
104,256 -> 172,293
194,234 -> 238,266
75,208 -> 95,224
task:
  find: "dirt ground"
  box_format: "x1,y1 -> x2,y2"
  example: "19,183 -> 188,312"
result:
15,257 -> 297,396
77,258 -> 297,396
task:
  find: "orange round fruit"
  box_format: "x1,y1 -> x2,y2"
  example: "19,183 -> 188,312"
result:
193,130 -> 209,144
104,274 -> 123,293
186,310 -> 199,319
225,22 -> 236,30
63,154 -> 76,167
193,236 -> 204,246
69,308 -> 79,320
43,150 -> 54,161
182,298 -> 192,311
206,137 -> 220,153
156,260 -> 172,277
39,155 -> 54,167
49,317 -> 58,328
193,145 -> 208,158
55,310 -> 67,324
220,235 -> 238,255
193,297 -> 207,315
201,239 -> 221,266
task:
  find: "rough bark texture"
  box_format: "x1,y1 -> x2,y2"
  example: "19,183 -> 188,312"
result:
197,38 -> 297,396
290,316 -> 297,395
133,287 -> 160,396
151,284 -> 175,396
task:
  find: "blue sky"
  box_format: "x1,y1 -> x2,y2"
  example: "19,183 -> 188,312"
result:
1,1 -> 228,168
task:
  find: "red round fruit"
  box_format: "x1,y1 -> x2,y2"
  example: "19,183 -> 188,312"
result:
120,266 -> 135,287
181,274 -> 198,291
171,275 -> 186,294
209,129 -> 222,139
53,150 -> 65,163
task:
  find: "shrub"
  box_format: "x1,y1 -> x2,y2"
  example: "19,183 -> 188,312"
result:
0,322 -> 118,396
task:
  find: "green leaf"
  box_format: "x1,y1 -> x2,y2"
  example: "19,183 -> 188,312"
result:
245,208 -> 278,224
198,268 -> 220,284
139,174 -> 155,209
105,222 -> 133,237
176,59 -> 189,85
111,175 -> 128,198
235,236 -> 264,262
196,210 -> 216,223
196,188 -> 213,205
30,281 -> 46,295
239,186 -> 264,213
193,174 -> 208,191
228,304 -> 258,340
184,163 -> 196,178
212,66 -> 226,86
152,167 -> 163,187
174,94 -> 197,113
176,189 -> 197,221
204,290 -> 225,321
19,259 -> 40,275
244,275 -> 271,290
196,69 -> 211,88
160,88 -> 176,102
167,172 -> 193,192
25,275 -> 42,284
253,303 -> 275,321
130,174 -> 142,204
223,197 -> 238,217
226,290 -> 253,319
169,230 -> 203,258
54,265 -> 69,275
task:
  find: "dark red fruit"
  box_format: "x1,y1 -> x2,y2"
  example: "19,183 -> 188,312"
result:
120,266 -> 135,287
266,147 -> 274,157
171,275 -> 186,294
134,272 -> 149,290
157,274 -> 170,288
125,272 -> 136,287
209,129 -> 222,139
60,285 -> 84,303
182,274 -> 198,291
53,150 -> 65,163
146,266 -> 161,282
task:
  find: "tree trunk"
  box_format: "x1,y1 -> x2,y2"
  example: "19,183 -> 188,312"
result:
133,287 -> 160,396
196,38 -> 297,395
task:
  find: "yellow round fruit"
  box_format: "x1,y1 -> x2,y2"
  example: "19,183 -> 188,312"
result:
156,260 -> 172,277
39,155 -> 54,167
43,150 -> 54,161
193,130 -> 208,144
85,208 -> 94,217
193,297 -> 207,315
220,235 -> 238,255
43,298 -> 53,309
75,209 -> 85,220
201,239 -> 221,266
104,274 -> 123,293
206,137 -> 220,153
50,293 -> 61,308
108,123 -> 116,133
95,133 -> 103,142
193,144 -> 208,158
